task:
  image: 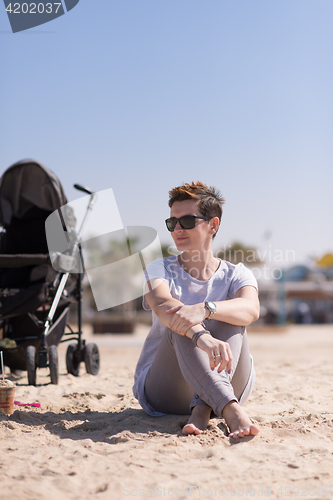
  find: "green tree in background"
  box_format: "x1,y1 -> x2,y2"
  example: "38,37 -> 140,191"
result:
216,242 -> 263,267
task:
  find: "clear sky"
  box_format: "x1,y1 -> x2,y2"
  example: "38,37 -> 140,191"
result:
1,0 -> 332,267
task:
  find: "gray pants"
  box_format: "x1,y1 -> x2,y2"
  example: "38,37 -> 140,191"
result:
144,322 -> 255,416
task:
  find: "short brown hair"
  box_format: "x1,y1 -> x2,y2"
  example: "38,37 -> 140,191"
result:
168,181 -> 225,238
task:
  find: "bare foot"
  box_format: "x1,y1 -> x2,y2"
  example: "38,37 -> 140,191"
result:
222,400 -> 260,439
182,405 -> 212,435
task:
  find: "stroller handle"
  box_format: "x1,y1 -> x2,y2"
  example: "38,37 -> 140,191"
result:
73,184 -> 94,195
73,184 -> 97,241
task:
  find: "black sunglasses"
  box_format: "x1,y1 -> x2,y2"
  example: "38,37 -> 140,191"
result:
165,215 -> 212,232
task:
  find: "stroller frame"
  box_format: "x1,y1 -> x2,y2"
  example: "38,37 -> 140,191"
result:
0,161 -> 100,385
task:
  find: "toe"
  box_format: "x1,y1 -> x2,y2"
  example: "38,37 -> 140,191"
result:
230,425 -> 260,439
229,431 -> 240,439
250,424 -> 260,436
182,424 -> 202,436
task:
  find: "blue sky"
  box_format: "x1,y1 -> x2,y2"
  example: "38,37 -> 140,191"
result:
1,0 -> 332,266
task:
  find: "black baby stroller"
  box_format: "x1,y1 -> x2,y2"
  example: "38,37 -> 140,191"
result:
0,159 -> 100,385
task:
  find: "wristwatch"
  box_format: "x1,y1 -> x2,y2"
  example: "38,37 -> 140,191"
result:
204,301 -> 217,320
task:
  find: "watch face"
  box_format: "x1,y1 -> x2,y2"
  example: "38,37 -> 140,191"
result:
206,301 -> 216,312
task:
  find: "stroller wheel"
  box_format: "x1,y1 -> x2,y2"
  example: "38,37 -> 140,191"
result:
49,345 -> 59,385
26,345 -> 36,386
66,343 -> 80,377
84,343 -> 100,376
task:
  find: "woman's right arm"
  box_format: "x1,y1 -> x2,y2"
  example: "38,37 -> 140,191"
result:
144,278 -> 193,332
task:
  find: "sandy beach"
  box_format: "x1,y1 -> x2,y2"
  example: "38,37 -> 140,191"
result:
1,324 -> 333,500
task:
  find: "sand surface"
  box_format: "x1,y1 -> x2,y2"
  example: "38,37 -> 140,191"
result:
1,324 -> 333,499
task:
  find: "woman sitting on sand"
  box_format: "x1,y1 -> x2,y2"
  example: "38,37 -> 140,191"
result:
133,181 -> 260,438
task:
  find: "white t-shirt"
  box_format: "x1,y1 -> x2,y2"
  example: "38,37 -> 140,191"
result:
133,256 -> 258,416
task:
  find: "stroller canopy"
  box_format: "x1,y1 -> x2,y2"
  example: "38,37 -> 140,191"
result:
0,160 -> 67,226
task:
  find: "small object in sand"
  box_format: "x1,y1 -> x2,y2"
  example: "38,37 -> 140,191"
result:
14,401 -> 41,408
0,380 -> 16,415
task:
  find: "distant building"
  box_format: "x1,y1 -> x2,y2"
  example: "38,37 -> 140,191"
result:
257,264 -> 333,325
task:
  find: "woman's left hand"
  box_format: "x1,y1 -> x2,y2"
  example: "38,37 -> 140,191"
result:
164,304 -> 206,336
196,334 -> 233,374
